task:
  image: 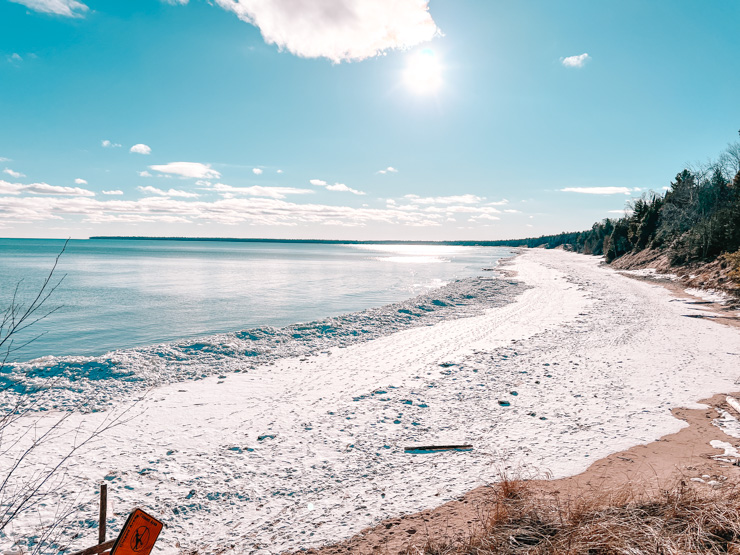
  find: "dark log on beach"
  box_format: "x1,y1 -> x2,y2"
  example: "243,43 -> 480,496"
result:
404,445 -> 473,453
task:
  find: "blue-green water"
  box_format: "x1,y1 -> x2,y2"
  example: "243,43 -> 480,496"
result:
0,239 -> 513,364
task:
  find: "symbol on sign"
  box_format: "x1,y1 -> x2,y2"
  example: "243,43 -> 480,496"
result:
131,526 -> 150,552
110,508 -> 163,555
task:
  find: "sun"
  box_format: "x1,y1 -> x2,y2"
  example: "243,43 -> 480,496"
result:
403,49 -> 442,94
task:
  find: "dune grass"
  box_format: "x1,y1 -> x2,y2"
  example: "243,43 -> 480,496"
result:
404,476 -> 740,554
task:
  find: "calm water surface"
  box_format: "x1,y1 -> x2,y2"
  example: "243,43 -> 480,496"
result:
0,239 -> 512,362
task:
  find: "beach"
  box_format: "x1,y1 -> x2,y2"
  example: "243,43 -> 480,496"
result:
3,248 -> 740,554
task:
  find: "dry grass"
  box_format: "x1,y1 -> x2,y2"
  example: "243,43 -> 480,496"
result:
723,250 -> 740,284
404,477 -> 740,554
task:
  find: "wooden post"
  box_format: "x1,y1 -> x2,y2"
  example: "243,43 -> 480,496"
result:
98,483 -> 107,545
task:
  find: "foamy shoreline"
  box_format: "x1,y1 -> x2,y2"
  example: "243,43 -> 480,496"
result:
3,249 -> 740,554
5,252 -> 522,411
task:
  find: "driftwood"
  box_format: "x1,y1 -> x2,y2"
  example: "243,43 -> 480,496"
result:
726,396 -> 740,417
404,445 -> 473,453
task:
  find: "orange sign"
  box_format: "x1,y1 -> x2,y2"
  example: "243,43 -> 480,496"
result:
110,508 -> 163,555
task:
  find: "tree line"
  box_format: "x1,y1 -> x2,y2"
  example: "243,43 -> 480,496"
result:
491,134 -> 740,267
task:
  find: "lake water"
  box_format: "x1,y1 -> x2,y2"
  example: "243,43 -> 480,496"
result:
0,239 -> 513,364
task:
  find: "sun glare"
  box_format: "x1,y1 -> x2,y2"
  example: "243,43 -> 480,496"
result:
404,49 -> 442,94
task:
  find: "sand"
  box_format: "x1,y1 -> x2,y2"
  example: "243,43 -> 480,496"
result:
2,248 -> 740,554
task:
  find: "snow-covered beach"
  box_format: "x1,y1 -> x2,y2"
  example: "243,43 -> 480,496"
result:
3,248 -> 740,554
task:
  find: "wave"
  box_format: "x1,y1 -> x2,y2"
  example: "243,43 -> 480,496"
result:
2,273 -> 527,411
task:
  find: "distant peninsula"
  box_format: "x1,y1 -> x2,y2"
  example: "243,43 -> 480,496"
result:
88,236 -> 543,247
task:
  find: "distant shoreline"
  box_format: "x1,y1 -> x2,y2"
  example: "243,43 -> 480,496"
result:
88,236 -> 527,247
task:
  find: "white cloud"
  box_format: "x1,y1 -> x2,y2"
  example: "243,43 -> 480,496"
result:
326,183 -> 365,195
26,183 -> 95,196
3,168 -> 25,178
8,0 -> 88,17
0,194 -> 450,228
213,0 -> 440,63
471,214 -> 500,221
102,140 -> 122,148
0,179 -> 516,231
1,179 -> 92,197
377,166 -> 398,174
0,180 -> 24,195
503,209 -> 521,213
210,183 -> 314,199
391,194 -> 505,222
252,168 -> 263,175
561,187 -> 633,195
0,158 -> 11,163
74,178 -> 87,185
162,0 -> 188,4
561,53 -> 590,68
149,162 -> 221,179
130,144 -> 152,155
138,170 -> 153,178
276,169 -> 283,174
138,186 -> 200,198
404,194 -> 483,205
9,53 -> 23,63
425,204 -> 500,215
321,219 -> 366,227
310,178 -> 365,195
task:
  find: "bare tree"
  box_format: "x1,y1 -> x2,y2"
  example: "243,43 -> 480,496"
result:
718,142 -> 740,178
0,242 -> 138,554
0,241 -> 67,373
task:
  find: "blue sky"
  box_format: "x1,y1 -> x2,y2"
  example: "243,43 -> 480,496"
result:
1,0 -> 739,240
